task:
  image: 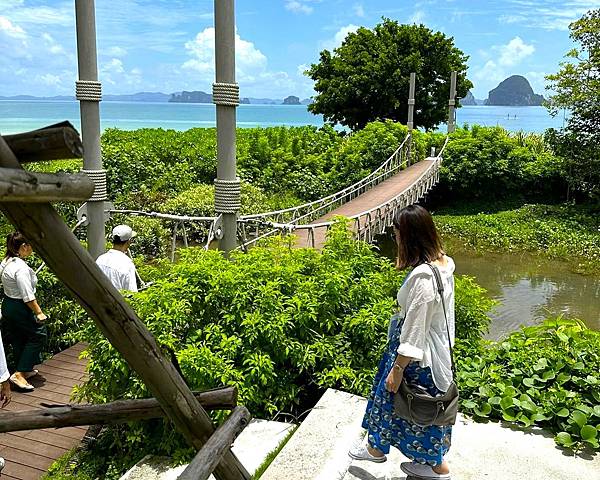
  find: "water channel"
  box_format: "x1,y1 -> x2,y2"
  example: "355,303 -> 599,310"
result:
375,232 -> 600,341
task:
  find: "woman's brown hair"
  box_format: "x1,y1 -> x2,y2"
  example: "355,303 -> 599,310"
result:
393,204 -> 444,269
5,231 -> 28,258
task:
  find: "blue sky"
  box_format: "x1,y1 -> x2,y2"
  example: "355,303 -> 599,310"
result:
0,0 -> 596,99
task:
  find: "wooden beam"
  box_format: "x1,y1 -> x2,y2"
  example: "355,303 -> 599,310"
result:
0,136 -> 250,480
3,122 -> 84,163
0,168 -> 94,202
178,407 -> 251,480
0,387 -> 237,433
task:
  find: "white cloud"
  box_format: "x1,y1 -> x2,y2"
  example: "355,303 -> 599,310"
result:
473,37 -> 537,97
107,46 -> 127,58
0,15 -> 25,38
503,1 -> 600,30
285,1 -> 313,15
497,37 -> 535,67
37,73 -> 61,86
353,4 -> 365,18
181,27 -> 304,97
409,10 -> 426,24
42,33 -> 66,55
321,24 -> 360,52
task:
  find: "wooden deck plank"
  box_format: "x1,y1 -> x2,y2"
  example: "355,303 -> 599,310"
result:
295,159 -> 434,248
0,343 -> 88,479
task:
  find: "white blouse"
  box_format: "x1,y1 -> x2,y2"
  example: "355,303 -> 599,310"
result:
396,257 -> 456,392
0,257 -> 38,303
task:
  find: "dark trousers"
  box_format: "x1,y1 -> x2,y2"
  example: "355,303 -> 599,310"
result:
1,297 -> 47,372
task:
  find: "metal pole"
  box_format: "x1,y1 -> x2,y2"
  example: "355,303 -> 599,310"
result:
214,0 -> 241,254
448,71 -> 457,134
75,0 -> 105,259
407,72 -> 416,165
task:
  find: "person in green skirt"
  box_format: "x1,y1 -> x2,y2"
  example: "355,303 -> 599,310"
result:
0,232 -> 47,391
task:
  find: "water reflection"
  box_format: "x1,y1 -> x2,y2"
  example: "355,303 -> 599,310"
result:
375,231 -> 600,340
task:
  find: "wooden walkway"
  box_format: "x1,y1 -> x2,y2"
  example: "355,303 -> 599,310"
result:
295,159 -> 434,248
0,342 -> 89,480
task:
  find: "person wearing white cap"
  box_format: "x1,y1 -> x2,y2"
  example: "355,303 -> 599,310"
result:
96,225 -> 139,292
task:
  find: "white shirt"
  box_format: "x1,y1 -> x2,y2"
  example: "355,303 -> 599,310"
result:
396,257 -> 456,392
0,257 -> 38,303
96,249 -> 138,292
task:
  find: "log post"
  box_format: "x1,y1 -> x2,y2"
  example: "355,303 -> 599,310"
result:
0,387 -> 237,433
0,136 -> 250,480
178,406 -> 251,480
0,169 -> 94,203
3,123 -> 84,163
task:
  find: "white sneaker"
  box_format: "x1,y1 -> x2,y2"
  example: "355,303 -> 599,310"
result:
0,456 -> 5,471
348,444 -> 387,463
400,461 -> 450,479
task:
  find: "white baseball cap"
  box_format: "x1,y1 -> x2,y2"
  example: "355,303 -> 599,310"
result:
112,225 -> 137,242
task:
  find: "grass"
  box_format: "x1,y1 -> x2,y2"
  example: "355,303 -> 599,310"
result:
433,202 -> 600,275
251,424 -> 298,479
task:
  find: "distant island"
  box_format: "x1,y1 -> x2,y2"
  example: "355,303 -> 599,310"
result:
283,95 -> 301,105
459,91 -> 477,106
0,91 -> 311,106
485,75 -> 544,106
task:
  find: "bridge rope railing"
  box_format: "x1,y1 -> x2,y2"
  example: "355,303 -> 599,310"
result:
238,136 -> 450,248
238,132 -> 413,244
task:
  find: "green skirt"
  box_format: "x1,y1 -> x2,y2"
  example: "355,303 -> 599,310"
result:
1,296 -> 47,372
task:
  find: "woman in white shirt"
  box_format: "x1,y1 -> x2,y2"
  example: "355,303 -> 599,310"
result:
350,205 -> 455,480
0,232 -> 47,391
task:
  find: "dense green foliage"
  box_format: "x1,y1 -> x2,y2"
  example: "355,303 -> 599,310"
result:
437,126 -> 566,200
307,19 -> 472,131
435,203 -> 600,274
545,9 -> 600,200
457,318 -> 600,450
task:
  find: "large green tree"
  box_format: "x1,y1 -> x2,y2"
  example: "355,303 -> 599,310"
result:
307,19 -> 472,131
545,9 -> 600,200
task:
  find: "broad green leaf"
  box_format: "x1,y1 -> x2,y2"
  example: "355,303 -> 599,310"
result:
580,425 -> 597,441
555,432 -> 574,447
500,396 -> 514,410
523,377 -> 536,387
489,396 -> 502,405
556,408 -> 570,418
571,411 -> 587,429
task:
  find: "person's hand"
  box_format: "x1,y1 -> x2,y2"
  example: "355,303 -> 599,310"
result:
0,380 -> 11,407
35,312 -> 47,324
385,366 -> 403,393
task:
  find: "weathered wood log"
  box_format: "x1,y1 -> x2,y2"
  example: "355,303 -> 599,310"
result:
0,136 -> 250,480
178,406 -> 252,480
0,168 -> 94,202
0,387 -> 237,433
3,122 -> 84,162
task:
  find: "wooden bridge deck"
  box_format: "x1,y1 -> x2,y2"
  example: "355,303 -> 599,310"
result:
295,158 -> 434,248
0,342 -> 89,480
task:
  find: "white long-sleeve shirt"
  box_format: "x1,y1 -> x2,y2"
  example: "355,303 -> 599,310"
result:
0,257 -> 37,303
96,249 -> 138,292
396,257 -> 456,392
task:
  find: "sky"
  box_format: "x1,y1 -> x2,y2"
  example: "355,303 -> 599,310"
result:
0,0 -> 597,99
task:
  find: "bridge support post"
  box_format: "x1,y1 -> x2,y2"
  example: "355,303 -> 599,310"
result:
407,72 -> 416,165
214,0 -> 241,254
75,0 -> 106,259
448,71 -> 457,134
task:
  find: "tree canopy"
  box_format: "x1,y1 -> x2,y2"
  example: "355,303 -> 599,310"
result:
306,19 -> 472,131
545,9 -> 600,200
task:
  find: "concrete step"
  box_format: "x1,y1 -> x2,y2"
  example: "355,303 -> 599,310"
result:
261,388 -> 368,480
343,413 -> 600,480
119,419 -> 295,480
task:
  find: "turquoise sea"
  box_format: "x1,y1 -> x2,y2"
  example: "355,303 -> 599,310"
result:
0,100 -> 566,135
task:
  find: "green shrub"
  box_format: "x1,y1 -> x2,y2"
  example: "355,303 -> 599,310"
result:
457,318 -> 600,451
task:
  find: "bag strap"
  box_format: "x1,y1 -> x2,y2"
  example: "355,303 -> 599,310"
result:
426,262 -> 456,376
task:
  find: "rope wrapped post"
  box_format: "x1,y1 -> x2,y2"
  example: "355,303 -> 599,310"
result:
213,1 -> 241,256
448,71 -> 457,134
407,72 -> 416,165
75,0 -> 105,259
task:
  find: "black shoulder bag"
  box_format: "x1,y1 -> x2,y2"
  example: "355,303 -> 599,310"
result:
392,263 -> 459,426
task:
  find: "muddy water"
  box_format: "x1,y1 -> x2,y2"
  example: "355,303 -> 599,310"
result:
375,233 -> 600,341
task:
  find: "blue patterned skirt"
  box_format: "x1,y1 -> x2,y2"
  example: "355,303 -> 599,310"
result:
362,316 -> 452,466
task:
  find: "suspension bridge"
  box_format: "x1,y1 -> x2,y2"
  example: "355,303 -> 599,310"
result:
103,133 -> 449,255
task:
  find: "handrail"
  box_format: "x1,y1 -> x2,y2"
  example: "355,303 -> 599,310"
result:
240,132 -> 411,221
107,209 -> 216,223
